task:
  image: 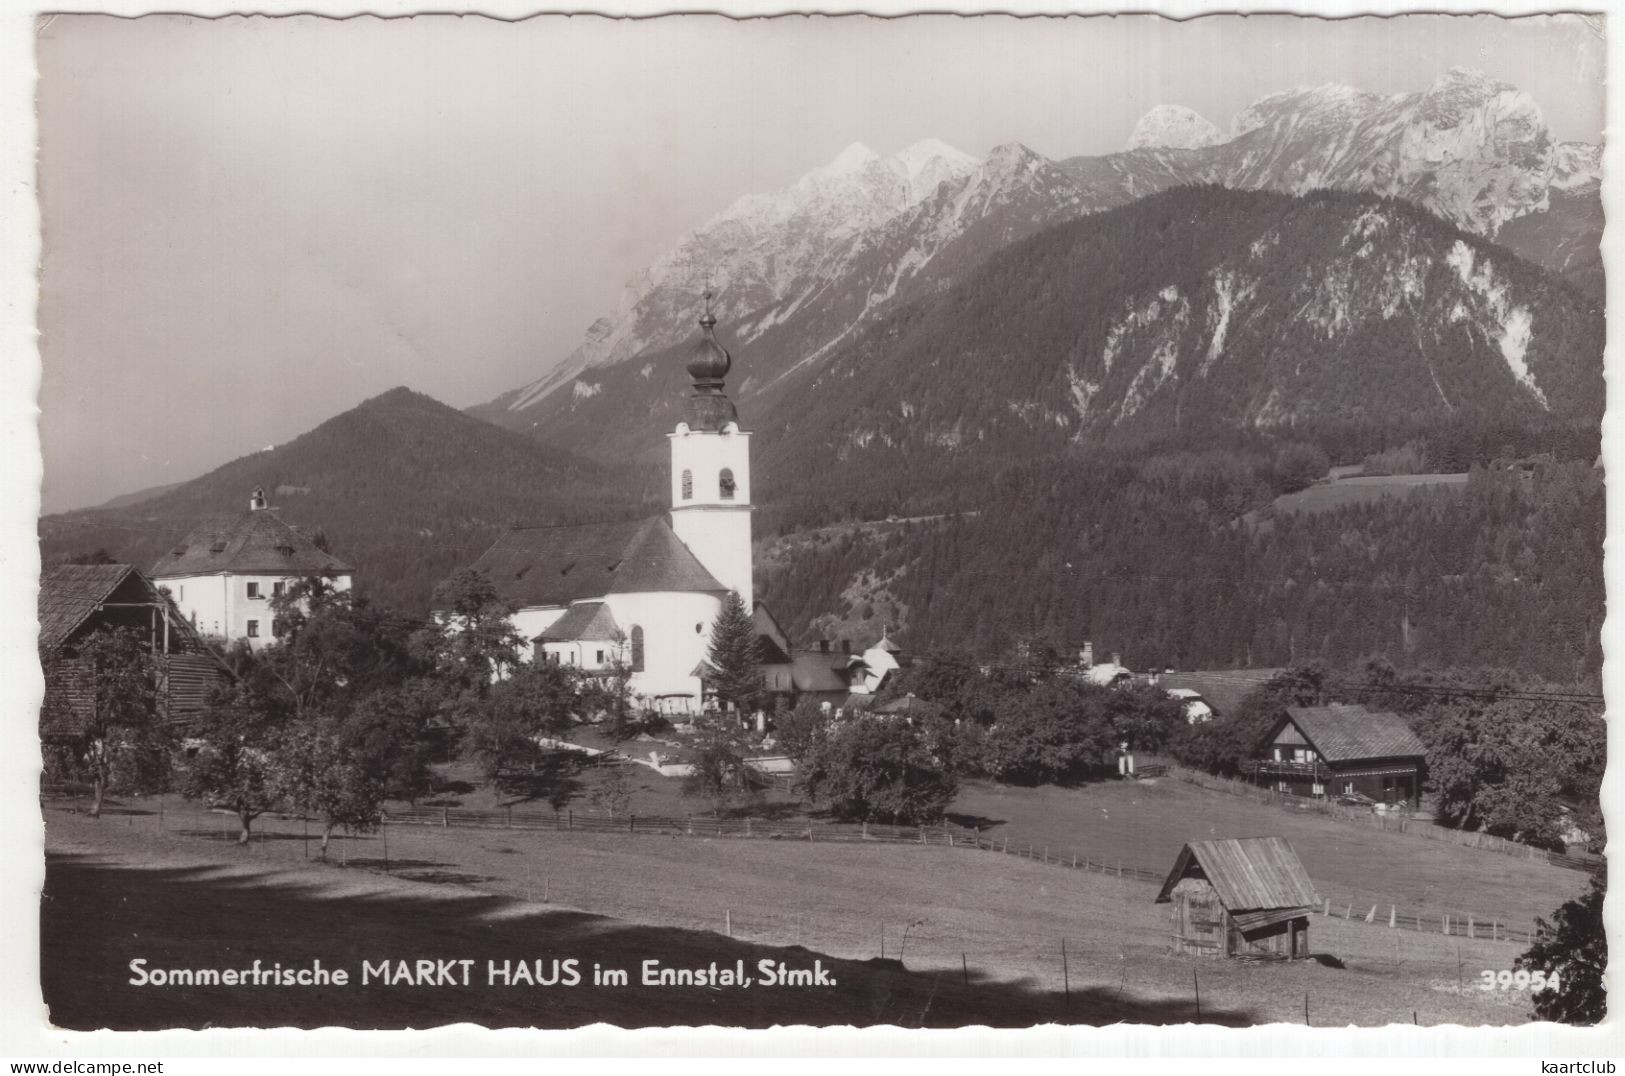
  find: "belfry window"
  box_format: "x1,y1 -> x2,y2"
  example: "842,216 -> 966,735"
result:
681,470 -> 693,500
719,468 -> 736,500
630,625 -> 645,672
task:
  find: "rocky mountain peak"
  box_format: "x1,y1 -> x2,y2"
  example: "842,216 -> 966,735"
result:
1127,104 -> 1226,151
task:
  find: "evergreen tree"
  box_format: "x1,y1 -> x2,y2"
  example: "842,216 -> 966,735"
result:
705,591 -> 763,716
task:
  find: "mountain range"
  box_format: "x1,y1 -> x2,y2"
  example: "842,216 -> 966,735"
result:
474,67 -> 1601,440
39,388 -> 653,614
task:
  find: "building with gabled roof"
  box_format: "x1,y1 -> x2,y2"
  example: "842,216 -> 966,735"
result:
453,296 -> 753,712
152,487 -> 355,651
1243,702 -> 1426,806
38,563 -> 230,741
1156,837 -> 1317,958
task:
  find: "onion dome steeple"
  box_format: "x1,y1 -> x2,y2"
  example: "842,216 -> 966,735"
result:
684,290 -> 739,431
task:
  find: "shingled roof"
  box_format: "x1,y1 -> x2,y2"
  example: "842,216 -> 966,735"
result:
1281,704 -> 1426,763
38,564 -> 135,652
538,601 -> 621,643
153,510 -> 353,578
467,516 -> 726,609
1156,837 -> 1318,911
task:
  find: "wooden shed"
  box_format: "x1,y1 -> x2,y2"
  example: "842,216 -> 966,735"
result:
1155,837 -> 1317,959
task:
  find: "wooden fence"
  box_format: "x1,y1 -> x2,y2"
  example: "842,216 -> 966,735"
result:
1143,757 -> 1603,876
381,802 -> 1531,941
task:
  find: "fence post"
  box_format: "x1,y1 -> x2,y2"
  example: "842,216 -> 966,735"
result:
629,815 -> 635,833
746,818 -> 752,838
1345,902 -> 1353,920
1323,899 -> 1330,917
506,805 -> 512,828
442,807 -> 449,829
1443,914 -> 1450,935
1365,905 -> 1376,924
1468,915 -> 1474,940
568,810 -> 573,830
1389,906 -> 1396,929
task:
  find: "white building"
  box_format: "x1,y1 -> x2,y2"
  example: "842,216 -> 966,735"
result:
151,487 -> 355,651
458,296 -> 753,714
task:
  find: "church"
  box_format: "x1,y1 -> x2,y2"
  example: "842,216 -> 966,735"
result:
460,296 -> 753,714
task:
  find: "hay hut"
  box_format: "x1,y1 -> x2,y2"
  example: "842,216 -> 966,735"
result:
1155,837 -> 1316,958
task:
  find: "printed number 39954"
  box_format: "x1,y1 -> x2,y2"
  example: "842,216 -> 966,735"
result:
1479,970 -> 1559,992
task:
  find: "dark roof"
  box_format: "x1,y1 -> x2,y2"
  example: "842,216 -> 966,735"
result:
38,564 -> 134,651
1283,704 -> 1426,763
538,602 -> 621,643
153,509 -> 354,577
1157,669 -> 1286,716
467,517 -> 726,609
753,602 -> 792,664
1156,837 -> 1317,911
762,650 -> 851,694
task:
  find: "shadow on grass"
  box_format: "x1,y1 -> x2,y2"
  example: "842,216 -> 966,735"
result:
945,812 -> 1005,831
42,852 -> 1260,1031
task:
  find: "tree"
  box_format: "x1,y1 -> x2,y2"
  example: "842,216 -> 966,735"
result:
1516,872 -> 1606,1024
587,630 -> 639,741
176,669 -> 285,844
413,568 -> 523,699
798,716 -> 956,825
462,659 -> 585,786
586,765 -> 635,821
339,680 -> 440,804
47,627 -> 163,818
683,713 -> 756,817
982,679 -> 1117,785
275,721 -> 384,857
705,591 -> 763,717
772,697 -> 828,764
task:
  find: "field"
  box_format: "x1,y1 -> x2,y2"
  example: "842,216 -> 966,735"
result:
423,757 -> 1587,933
42,793 -> 1553,1030
949,778 -> 1588,931
1247,473 -> 1469,524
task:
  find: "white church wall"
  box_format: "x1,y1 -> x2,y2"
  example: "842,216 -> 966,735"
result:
604,590 -> 724,713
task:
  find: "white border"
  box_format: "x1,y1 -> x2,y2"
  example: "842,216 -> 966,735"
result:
1,0 -> 1617,1060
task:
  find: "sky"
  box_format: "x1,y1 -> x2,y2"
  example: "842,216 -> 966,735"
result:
34,12 -> 1607,513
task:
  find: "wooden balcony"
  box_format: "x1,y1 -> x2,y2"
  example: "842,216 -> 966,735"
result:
1242,758 -> 1331,780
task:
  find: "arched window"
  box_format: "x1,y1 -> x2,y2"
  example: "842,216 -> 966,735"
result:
681,470 -> 693,500
630,625 -> 645,672
719,468 -> 736,500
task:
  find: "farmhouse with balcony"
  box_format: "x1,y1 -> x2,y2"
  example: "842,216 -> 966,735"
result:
1243,703 -> 1426,805
38,563 -> 231,742
152,488 -> 355,651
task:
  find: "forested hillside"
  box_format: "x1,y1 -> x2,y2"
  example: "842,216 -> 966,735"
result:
39,389 -> 659,614
757,453 -> 1603,685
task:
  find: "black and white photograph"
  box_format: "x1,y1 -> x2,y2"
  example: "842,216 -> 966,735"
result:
15,6 -> 1614,1043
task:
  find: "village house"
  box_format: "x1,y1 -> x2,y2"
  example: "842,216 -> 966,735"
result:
1242,702 -> 1427,805
38,563 -> 230,742
151,488 -> 355,651
454,296 -> 754,715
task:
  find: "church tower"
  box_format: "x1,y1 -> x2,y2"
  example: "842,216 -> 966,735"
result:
669,292 -> 753,610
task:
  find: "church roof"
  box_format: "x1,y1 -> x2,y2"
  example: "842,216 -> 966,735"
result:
153,509 -> 353,578
468,516 -> 727,609
538,601 -> 621,643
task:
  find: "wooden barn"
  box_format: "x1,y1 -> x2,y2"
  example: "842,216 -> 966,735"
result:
1156,837 -> 1317,959
38,563 -> 230,743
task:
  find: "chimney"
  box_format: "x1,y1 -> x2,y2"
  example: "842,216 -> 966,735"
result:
1081,641 -> 1094,667
249,487 -> 267,512
1111,651 -> 1122,667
